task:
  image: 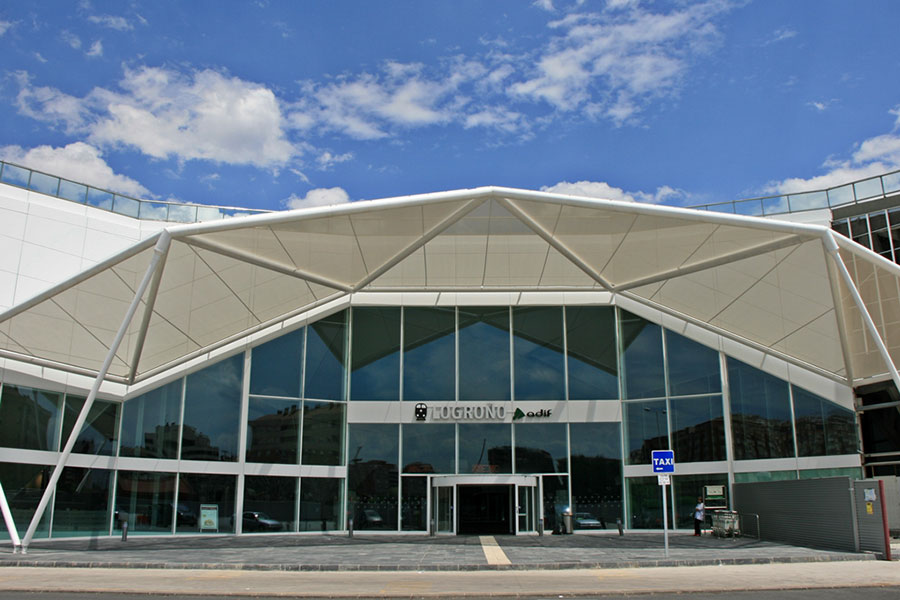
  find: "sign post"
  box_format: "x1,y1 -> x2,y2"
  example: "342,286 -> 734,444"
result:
651,450 -> 675,558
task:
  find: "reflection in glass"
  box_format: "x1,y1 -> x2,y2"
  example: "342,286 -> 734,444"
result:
246,397 -> 300,463
0,385 -> 61,451
120,380 -> 181,459
792,386 -> 857,456
570,423 -> 622,529
625,400 -> 668,465
513,307 -> 565,400
627,476 -> 673,529
403,307 -> 455,401
301,400 -> 344,466
402,423 -> 455,473
182,355 -> 243,461
304,310 -> 347,401
52,467 -> 112,537
670,395 -> 725,462
58,180 -> 87,203
243,476 -> 295,533
665,331 -> 721,396
61,397 -> 118,456
300,477 -> 342,531
673,473 -> 727,529
542,474 -> 569,533
114,471 -> 176,534
514,423 -> 567,473
459,307 -> 510,401
566,306 -> 619,400
176,473 -> 236,534
458,423 -> 511,474
347,424 -> 398,530
350,308 -> 401,400
401,477 -> 428,531
0,462 -> 50,540
250,329 -> 303,397
727,359 -> 794,460
620,311 -> 665,399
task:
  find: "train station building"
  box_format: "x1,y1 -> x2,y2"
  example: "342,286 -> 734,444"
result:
1,162 -> 898,547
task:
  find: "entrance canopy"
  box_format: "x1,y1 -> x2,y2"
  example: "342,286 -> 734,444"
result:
1,186 -> 899,387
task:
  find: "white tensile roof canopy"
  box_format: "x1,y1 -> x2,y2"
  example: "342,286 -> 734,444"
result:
1,186 -> 899,389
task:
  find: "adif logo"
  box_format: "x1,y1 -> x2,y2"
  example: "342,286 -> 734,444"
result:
414,403 -> 428,421
513,408 -> 552,420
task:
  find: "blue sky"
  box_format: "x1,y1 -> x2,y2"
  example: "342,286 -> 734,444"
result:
1,0 -> 900,211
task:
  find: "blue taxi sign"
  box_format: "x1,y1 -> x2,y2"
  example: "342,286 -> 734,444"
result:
651,449 -> 675,473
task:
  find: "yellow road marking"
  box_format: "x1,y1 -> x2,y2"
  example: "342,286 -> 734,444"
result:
480,535 -> 511,565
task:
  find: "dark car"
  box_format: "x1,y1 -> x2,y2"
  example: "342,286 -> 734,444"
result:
242,511 -> 282,532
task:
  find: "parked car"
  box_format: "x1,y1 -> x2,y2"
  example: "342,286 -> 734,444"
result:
242,511 -> 283,532
359,508 -> 384,528
574,512 -> 604,529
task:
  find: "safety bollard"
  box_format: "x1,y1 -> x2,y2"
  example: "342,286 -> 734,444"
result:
616,518 -> 624,536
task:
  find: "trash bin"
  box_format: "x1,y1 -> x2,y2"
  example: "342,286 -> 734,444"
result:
562,510 -> 574,535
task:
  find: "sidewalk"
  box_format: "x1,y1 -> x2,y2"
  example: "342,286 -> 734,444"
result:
0,533 -> 895,597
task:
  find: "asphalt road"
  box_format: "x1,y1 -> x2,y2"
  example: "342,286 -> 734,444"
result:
2,589 -> 900,600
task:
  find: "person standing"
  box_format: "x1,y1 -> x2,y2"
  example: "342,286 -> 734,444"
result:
693,496 -> 705,536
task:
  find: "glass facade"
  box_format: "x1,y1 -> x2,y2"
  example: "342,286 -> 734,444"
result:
0,303 -> 863,539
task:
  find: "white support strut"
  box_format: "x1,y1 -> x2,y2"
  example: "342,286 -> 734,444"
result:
824,232 -> 900,394
0,481 -> 21,552
20,231 -> 172,552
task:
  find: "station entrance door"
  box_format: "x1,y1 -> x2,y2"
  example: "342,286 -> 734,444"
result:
431,475 -> 539,535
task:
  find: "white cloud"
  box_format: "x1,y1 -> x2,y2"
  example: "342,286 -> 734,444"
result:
87,14 -> 133,31
0,20 -> 13,36
16,67 -> 300,169
542,180 -> 687,204
61,30 -> 81,49
533,0 -> 555,12
765,105 -> 900,195
763,28 -> 797,46
512,1 -> 730,124
284,187 -> 350,209
86,40 -> 103,57
0,142 -> 150,197
316,151 -> 353,169
34,52 -> 48,64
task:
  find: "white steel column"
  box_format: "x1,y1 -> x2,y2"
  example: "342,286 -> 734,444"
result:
824,232 -> 900,393
0,481 -> 21,552
20,231 -> 172,551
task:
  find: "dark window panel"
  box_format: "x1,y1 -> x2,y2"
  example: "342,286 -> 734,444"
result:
304,310 -> 348,401
120,380 -> 181,459
459,307 -> 510,401
670,395 -> 725,462
566,306 -> 619,400
243,475 -> 295,533
792,386 -> 857,456
869,211 -> 888,232
347,424 -> 399,530
182,355 -> 243,462
871,229 -> 892,255
624,400 -> 668,465
514,423 -> 567,473
570,423 -> 622,529
350,307 -> 401,401
831,220 -> 850,238
52,467 -> 112,537
403,307 -> 455,401
250,329 -> 303,398
301,400 -> 344,466
246,397 -> 300,464
114,471 -> 177,534
665,331 -> 721,396
176,473 -> 236,534
0,462 -> 51,539
727,358 -> 794,460
458,423 -> 511,474
401,476 -> 428,531
620,311 -> 665,399
513,307 -> 565,400
402,423 -> 455,473
61,396 -> 118,456
299,477 -> 342,531
0,385 -> 61,451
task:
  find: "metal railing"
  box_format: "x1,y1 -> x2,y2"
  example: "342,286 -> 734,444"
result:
688,169 -> 900,217
0,160 -> 271,223
4,156 -> 900,223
